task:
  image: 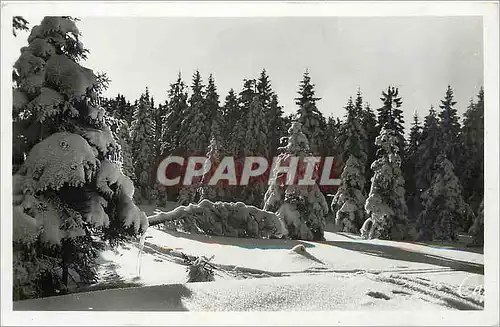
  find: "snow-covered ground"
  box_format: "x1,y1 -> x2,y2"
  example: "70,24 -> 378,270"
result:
14,226 -> 484,311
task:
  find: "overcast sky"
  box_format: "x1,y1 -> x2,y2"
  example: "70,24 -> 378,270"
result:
13,16 -> 483,128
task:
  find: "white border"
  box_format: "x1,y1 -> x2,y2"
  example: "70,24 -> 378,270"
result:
1,1 -> 498,326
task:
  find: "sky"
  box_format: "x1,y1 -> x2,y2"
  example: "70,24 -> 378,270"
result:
12,16 -> 483,129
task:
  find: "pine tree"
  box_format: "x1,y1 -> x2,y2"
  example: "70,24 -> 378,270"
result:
361,126 -> 408,240
322,116 -> 343,196
461,87 -> 484,213
199,135 -> 225,202
263,122 -> 329,241
331,96 -> 368,233
130,88 -> 156,203
117,120 -> 136,181
152,97 -> 167,161
268,94 -> 286,159
180,70 -> 210,156
12,17 -> 147,300
160,73 -> 189,156
178,71 -> 210,205
417,153 -> 474,241
438,85 -> 462,169
361,103 -> 378,195
220,88 -> 239,152
241,95 -> 270,206
230,79 -> 257,157
377,86 -> 406,154
404,112 -> 423,221
294,70 -> 326,155
415,106 -> 441,197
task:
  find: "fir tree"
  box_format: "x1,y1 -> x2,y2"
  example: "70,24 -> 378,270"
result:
377,86 -> 406,154
178,71 -> 209,205
180,70 -> 210,156
160,73 -> 189,156
361,102 -> 378,195
438,85 -> 462,169
12,17 -> 147,300
130,88 -> 155,203
417,153 -> 473,241
415,106 -> 441,197
404,112 -> 423,221
152,97 -> 167,161
361,126 -> 408,240
294,70 -> 326,155
263,122 -> 329,241
461,87 -> 484,213
116,120 -> 135,181
220,88 -> 240,151
230,79 -> 257,157
332,96 -> 367,233
268,94 -> 286,159
242,96 -> 270,206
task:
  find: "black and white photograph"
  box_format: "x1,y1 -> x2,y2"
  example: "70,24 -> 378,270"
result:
1,1 -> 498,326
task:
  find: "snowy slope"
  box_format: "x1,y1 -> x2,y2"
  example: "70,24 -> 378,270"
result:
14,228 -> 484,311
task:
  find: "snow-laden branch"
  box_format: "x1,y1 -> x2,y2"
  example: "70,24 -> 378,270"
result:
147,200 -> 287,239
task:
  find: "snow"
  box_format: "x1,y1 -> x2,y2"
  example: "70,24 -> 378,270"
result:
27,87 -> 65,121
45,55 -> 96,98
21,132 -> 99,192
13,226 -> 484,311
28,17 -> 80,43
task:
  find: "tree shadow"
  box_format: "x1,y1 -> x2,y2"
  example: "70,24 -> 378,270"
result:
14,283 -> 193,311
162,229 -> 316,250
319,240 -> 484,275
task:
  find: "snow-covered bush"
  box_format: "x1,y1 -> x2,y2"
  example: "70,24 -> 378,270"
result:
263,122 -> 328,241
148,200 -> 287,239
362,126 -> 408,240
12,17 -> 147,300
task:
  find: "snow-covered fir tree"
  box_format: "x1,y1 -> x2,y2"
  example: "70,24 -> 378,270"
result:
116,120 -> 136,182
438,85 -> 462,169
160,73 -> 189,156
322,115 -> 344,195
361,125 -> 408,240
180,70 -> 210,156
153,97 -> 167,161
12,17 -> 147,300
242,95 -> 270,206
361,102 -> 378,195
377,86 -> 406,155
415,106 -> 441,197
417,153 -> 473,241
264,122 -> 329,241
130,88 -> 155,203
199,135 -> 225,202
460,87 -> 484,213
268,94 -> 286,159
294,70 -> 326,155
220,88 -> 239,151
178,71 -> 210,205
230,79 -> 257,157
331,96 -> 368,233
404,112 -> 423,222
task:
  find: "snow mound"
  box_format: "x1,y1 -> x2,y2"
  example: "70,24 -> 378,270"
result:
28,17 -> 79,44
21,132 -> 99,192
